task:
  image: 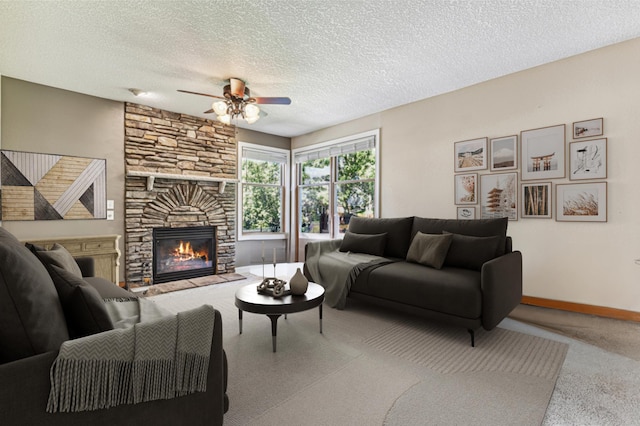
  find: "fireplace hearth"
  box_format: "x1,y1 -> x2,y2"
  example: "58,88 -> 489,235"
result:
153,226 -> 216,284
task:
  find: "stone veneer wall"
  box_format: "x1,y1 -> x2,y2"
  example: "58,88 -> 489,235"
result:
124,102 -> 237,286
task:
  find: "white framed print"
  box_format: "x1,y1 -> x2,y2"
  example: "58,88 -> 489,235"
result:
521,124 -> 566,180
457,207 -> 476,220
480,172 -> 518,220
521,182 -> 552,219
573,117 -> 603,139
556,182 -> 607,222
490,135 -> 518,171
569,138 -> 607,180
454,137 -> 487,172
454,173 -> 478,205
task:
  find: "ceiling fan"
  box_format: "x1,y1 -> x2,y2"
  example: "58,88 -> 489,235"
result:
178,78 -> 291,124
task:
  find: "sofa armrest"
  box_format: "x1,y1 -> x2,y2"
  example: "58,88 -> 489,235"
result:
303,239 -> 342,280
0,309 -> 227,426
480,250 -> 522,330
74,257 -> 95,277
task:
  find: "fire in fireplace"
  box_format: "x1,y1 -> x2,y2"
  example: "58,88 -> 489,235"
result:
152,226 -> 216,284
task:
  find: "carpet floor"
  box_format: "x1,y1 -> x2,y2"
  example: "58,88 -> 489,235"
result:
150,277 -> 573,426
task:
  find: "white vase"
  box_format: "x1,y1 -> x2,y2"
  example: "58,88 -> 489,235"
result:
289,268 -> 309,295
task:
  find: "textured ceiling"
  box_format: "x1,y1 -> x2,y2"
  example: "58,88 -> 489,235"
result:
1,1 -> 640,138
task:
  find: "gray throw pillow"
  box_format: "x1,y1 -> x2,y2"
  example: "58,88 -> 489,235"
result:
339,231 -> 387,257
34,243 -> 83,278
47,265 -> 114,339
406,232 -> 453,269
443,232 -> 501,271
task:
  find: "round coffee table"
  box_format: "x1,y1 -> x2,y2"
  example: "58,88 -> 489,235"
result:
234,282 -> 325,352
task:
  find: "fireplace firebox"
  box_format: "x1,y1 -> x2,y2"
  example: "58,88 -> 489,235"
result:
152,226 -> 216,284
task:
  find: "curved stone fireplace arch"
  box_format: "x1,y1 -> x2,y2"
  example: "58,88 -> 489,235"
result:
143,183 -> 228,227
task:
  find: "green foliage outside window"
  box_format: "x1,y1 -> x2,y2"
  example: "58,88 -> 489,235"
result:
242,158 -> 283,233
299,149 -> 376,234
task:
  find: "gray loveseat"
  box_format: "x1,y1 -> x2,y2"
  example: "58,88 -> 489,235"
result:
304,217 -> 522,346
0,227 -> 228,425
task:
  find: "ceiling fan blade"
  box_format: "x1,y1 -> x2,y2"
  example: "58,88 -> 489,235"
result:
253,97 -> 292,105
177,89 -> 226,100
203,109 -> 214,114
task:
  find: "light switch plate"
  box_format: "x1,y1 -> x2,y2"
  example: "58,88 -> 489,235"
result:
107,199 -> 115,210
106,210 -> 114,221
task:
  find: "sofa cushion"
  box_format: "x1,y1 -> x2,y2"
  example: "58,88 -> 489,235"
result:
339,231 -> 387,256
47,265 -> 114,338
31,243 -> 83,278
443,232 -> 501,271
347,216 -> 414,259
352,261 -> 482,319
406,232 -> 453,269
0,228 -> 69,364
411,217 -> 508,256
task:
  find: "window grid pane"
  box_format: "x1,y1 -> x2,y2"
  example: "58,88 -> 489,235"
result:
242,184 -> 283,233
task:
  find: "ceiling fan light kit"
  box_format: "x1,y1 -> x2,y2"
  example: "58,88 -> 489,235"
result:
178,77 -> 291,126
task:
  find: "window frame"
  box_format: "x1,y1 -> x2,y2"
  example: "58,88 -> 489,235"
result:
237,141 -> 290,241
292,129 -> 380,244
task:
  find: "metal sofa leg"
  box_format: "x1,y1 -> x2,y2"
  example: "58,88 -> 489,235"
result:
468,329 -> 475,347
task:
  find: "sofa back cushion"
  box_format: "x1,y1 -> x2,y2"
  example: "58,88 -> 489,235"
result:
0,228 -> 69,364
347,217 -> 414,259
411,217 -> 509,257
443,232 -> 502,271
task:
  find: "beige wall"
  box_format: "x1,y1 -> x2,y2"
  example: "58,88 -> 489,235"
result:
1,76 -> 126,278
292,38 -> 640,313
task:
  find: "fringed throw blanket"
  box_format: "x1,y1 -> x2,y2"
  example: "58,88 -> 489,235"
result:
305,240 -> 393,309
47,299 -> 215,413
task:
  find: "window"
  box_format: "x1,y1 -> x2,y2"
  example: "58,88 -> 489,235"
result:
294,130 -> 379,240
238,143 -> 290,240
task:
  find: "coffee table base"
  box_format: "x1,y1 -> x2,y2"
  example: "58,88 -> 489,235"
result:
238,304 -> 323,352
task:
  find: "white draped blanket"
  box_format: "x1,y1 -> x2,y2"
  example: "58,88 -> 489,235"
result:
47,299 -> 215,413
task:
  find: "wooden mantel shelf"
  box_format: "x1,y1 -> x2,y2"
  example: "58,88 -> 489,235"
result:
126,171 -> 238,193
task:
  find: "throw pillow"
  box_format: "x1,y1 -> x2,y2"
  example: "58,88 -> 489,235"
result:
0,228 -> 69,363
443,232 -> 501,271
406,232 -> 453,269
339,231 -> 387,257
47,265 -> 114,339
33,243 -> 83,278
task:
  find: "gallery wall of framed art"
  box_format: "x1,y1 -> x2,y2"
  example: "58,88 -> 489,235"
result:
453,117 -> 607,222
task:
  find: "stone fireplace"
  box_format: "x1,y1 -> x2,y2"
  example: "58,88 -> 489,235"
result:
124,103 -> 237,287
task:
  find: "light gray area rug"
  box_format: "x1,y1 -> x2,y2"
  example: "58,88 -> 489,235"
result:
150,279 -> 568,426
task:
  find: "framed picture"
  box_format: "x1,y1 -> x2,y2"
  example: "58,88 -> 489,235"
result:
521,182 -> 552,219
521,124 -> 566,180
490,135 -> 518,171
0,150 -> 107,220
480,172 -> 518,220
573,118 -> 603,139
556,182 -> 607,222
569,138 -> 607,180
454,173 -> 478,205
457,206 -> 476,220
454,137 -> 487,172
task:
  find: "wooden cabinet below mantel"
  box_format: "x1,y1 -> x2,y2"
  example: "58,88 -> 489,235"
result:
23,235 -> 121,285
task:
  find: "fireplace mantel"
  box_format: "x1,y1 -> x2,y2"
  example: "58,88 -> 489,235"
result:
127,171 -> 238,193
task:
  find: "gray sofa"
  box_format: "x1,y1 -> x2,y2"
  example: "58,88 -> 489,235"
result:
0,227 -> 228,425
304,216 -> 522,346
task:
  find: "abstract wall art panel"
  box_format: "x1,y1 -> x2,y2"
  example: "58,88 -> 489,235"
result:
0,150 -> 106,221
